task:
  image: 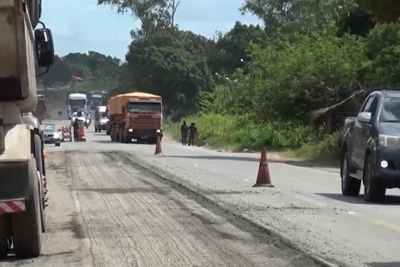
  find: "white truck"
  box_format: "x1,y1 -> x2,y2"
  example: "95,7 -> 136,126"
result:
0,0 -> 54,258
90,93 -> 103,109
67,92 -> 88,119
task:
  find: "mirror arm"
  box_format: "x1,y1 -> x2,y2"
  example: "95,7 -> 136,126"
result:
36,67 -> 49,78
37,21 -> 46,29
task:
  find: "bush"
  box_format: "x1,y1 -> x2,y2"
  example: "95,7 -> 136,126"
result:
293,131 -> 341,164
165,113 -> 324,151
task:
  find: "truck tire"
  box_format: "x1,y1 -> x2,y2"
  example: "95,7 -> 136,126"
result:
0,218 -> 10,257
119,130 -> 124,143
123,132 -> 130,143
341,152 -> 361,196
364,154 -> 386,203
12,156 -> 42,258
34,135 -> 46,232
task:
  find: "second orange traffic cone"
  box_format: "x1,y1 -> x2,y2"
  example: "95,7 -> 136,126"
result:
253,147 -> 274,187
154,136 -> 163,155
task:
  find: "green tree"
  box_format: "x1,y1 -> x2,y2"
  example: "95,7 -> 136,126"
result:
211,21 -> 267,75
240,0 -> 357,34
358,0 -> 400,22
124,28 -> 213,118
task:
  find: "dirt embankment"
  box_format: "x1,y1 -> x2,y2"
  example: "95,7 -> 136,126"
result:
42,90 -> 68,120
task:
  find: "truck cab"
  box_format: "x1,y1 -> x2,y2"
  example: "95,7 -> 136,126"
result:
341,90 -> 400,203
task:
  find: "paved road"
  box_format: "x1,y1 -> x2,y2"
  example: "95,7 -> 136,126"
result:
69,120 -> 400,267
0,120 -> 327,267
2,119 -> 400,266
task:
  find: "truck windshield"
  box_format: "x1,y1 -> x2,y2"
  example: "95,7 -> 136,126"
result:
92,97 -> 102,104
69,99 -> 86,107
100,112 -> 108,118
128,102 -> 161,113
379,97 -> 400,122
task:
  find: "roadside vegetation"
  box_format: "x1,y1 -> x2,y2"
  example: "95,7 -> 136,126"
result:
41,0 -> 400,165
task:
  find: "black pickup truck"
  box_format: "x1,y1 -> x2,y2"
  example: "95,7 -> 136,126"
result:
341,90 -> 400,203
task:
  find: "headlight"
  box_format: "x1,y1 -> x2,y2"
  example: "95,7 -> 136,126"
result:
378,134 -> 400,148
156,129 -> 161,133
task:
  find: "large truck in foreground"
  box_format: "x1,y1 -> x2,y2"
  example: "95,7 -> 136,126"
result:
0,0 -> 54,257
108,92 -> 163,143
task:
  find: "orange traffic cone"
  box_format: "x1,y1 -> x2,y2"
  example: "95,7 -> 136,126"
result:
253,148 -> 274,187
154,136 -> 163,155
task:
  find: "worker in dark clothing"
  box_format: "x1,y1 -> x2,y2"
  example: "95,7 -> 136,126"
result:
180,121 -> 188,145
188,122 -> 197,146
73,111 -> 82,141
73,117 -> 79,141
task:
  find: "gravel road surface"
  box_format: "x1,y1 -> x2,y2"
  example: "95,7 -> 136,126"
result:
2,119 -> 399,266
0,119 -> 329,267
63,120 -> 400,267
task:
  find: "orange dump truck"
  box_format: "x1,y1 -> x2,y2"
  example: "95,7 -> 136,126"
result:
108,92 -> 163,143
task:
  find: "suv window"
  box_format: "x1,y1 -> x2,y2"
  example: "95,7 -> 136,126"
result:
366,97 -> 379,117
360,95 -> 374,112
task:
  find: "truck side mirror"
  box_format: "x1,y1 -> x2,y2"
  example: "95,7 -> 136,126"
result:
357,112 -> 372,123
35,28 -> 55,68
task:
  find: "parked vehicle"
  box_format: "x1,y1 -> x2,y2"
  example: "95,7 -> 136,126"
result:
341,90 -> 400,203
43,123 -> 61,147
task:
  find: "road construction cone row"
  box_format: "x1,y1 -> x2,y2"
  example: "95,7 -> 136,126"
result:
154,136 -> 163,155
253,147 -> 274,187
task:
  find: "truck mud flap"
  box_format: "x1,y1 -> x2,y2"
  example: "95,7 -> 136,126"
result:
0,198 -> 26,215
0,161 -> 30,201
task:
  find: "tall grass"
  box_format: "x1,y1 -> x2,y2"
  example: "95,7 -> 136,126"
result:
165,113 -> 341,164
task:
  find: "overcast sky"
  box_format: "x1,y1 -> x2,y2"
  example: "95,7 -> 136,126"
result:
41,0 -> 261,60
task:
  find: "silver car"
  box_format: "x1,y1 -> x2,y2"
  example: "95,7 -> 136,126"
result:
43,123 -> 61,146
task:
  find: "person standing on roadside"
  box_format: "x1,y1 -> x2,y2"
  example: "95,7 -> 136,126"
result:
73,116 -> 79,141
188,122 -> 197,146
180,121 -> 188,145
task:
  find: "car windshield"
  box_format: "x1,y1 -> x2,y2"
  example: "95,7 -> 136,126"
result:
44,124 -> 56,131
128,102 -> 161,113
379,97 -> 400,122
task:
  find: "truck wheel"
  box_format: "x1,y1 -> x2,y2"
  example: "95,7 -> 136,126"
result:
115,129 -> 120,142
119,131 -> 124,143
364,154 -> 386,203
341,152 -> 361,196
123,132 -> 130,143
12,156 -> 42,258
34,135 -> 46,232
0,217 -> 11,257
